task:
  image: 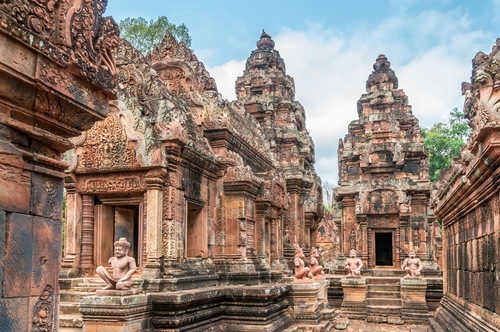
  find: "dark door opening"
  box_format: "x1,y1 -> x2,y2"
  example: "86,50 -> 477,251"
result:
375,232 -> 393,266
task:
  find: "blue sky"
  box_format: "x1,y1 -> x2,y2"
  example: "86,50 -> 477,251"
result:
107,1 -> 500,186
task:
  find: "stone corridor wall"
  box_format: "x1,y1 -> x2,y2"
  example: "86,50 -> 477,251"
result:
0,1 -> 118,331
430,39 -> 500,332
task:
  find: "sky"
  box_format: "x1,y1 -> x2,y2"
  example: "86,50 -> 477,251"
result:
107,0 -> 499,186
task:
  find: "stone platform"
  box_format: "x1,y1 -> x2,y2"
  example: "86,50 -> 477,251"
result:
150,283 -> 292,331
331,273 -> 442,325
80,293 -> 151,332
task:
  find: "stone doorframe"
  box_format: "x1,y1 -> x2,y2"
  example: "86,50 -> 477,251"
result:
96,196 -> 145,270
367,227 -> 400,269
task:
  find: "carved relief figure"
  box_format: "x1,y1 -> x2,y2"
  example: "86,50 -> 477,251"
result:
294,246 -> 311,281
96,237 -> 137,290
401,251 -> 422,278
310,247 -> 325,280
345,249 -> 363,277
349,229 -> 357,251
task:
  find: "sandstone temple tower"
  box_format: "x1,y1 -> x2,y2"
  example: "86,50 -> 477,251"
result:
335,55 -> 440,273
236,31 -> 323,262
57,31 -> 323,331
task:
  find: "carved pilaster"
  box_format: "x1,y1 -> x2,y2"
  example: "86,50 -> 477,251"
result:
255,202 -> 270,260
80,194 -> 95,273
61,176 -> 82,276
143,168 -> 166,278
359,219 -> 368,267
271,218 -> 280,266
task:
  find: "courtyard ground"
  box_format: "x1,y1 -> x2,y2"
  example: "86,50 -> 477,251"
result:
344,320 -> 428,332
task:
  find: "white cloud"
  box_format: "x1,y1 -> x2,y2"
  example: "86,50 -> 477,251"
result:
208,59 -> 245,100
207,9 -> 493,186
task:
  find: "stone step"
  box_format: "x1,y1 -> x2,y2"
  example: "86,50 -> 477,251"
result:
69,286 -> 103,293
59,314 -> 83,328
367,290 -> 400,298
371,269 -> 404,277
366,277 -> 401,284
428,318 -> 445,332
59,302 -> 81,315
367,315 -> 404,324
60,291 -> 93,302
366,297 -> 402,306
366,305 -> 402,315
367,284 -> 400,292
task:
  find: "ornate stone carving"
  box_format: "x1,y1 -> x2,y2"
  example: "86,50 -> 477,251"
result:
294,245 -> 311,282
0,0 -> 119,90
96,237 -> 138,291
309,247 -> 325,280
401,250 -> 422,278
79,112 -> 134,169
345,249 -> 363,277
84,177 -> 143,193
149,32 -> 217,95
31,284 -> 54,332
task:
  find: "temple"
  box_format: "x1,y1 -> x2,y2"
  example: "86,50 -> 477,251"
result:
59,31 -> 323,331
0,2 -> 498,331
324,55 -> 444,324
236,30 -> 323,262
334,55 -> 441,273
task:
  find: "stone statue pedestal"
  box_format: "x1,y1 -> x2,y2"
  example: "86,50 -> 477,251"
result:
400,277 -> 428,323
290,281 -> 334,330
95,288 -> 141,296
340,277 -> 367,319
80,294 -> 151,332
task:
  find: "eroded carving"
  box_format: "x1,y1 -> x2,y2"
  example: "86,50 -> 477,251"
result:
345,249 -> 363,277
96,237 -> 137,291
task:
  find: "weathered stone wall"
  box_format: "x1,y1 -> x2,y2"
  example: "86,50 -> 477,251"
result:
0,1 -> 118,331
430,39 -> 500,332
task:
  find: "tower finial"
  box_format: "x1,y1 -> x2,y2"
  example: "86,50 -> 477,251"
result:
366,54 -> 398,90
257,30 -> 274,50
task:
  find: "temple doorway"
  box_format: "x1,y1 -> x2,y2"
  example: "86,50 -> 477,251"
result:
186,202 -> 204,258
94,204 -> 140,267
375,232 -> 393,266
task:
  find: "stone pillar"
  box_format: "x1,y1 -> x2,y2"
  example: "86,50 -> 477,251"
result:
143,169 -> 166,279
271,218 -> 279,265
400,278 -> 428,323
360,219 -> 368,266
255,202 -> 268,262
80,194 -> 95,274
60,176 -> 82,277
395,227 -> 401,268
341,277 -> 367,319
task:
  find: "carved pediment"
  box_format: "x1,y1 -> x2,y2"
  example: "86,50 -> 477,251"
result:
77,112 -> 136,169
358,189 -> 398,215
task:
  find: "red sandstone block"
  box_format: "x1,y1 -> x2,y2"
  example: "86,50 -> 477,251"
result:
3,213 -> 32,298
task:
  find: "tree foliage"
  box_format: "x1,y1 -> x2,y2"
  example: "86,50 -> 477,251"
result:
119,16 -> 192,54
422,108 -> 471,182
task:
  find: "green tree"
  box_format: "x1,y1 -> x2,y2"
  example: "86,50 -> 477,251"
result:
422,108 -> 471,182
119,16 -> 191,54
